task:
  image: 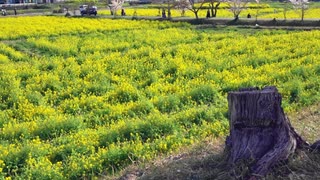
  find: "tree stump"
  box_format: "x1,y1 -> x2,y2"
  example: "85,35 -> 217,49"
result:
225,86 -> 308,177
311,140 -> 320,151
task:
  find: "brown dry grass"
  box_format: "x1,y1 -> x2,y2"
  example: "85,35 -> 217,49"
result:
289,103 -> 320,144
116,137 -> 231,180
112,103 -> 320,180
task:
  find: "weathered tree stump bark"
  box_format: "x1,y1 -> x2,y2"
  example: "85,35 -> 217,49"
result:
225,86 -> 309,177
311,140 -> 320,151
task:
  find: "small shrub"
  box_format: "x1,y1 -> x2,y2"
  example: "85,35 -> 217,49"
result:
137,117 -> 176,141
154,95 -> 181,113
190,85 -> 218,105
109,87 -> 140,104
128,101 -> 154,117
26,91 -> 43,106
33,117 -> 83,140
287,80 -> 303,104
23,157 -> 65,180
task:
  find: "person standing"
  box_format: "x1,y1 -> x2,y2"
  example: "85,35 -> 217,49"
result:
121,8 -> 126,16
162,9 -> 166,18
206,9 -> 210,18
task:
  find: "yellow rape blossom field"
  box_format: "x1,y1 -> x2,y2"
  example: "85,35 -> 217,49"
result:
98,2 -> 320,19
0,16 -> 319,179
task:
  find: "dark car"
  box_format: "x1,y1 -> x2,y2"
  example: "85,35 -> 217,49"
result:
80,5 -> 97,16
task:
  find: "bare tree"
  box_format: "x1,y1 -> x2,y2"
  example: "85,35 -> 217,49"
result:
227,0 -> 258,20
107,0 -> 125,16
150,0 -> 175,19
174,0 -> 189,16
254,0 -> 264,21
289,0 -> 309,21
282,0 -> 292,20
227,0 -> 248,20
164,0 -> 176,19
206,0 -> 221,17
176,0 -> 206,19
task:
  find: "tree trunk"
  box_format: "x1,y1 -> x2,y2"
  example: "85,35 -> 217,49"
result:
234,14 -> 239,21
225,86 -> 308,177
213,3 -> 220,17
194,11 -> 198,19
210,6 -> 214,18
209,2 -> 220,18
209,2 -> 214,18
311,140 -> 320,151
